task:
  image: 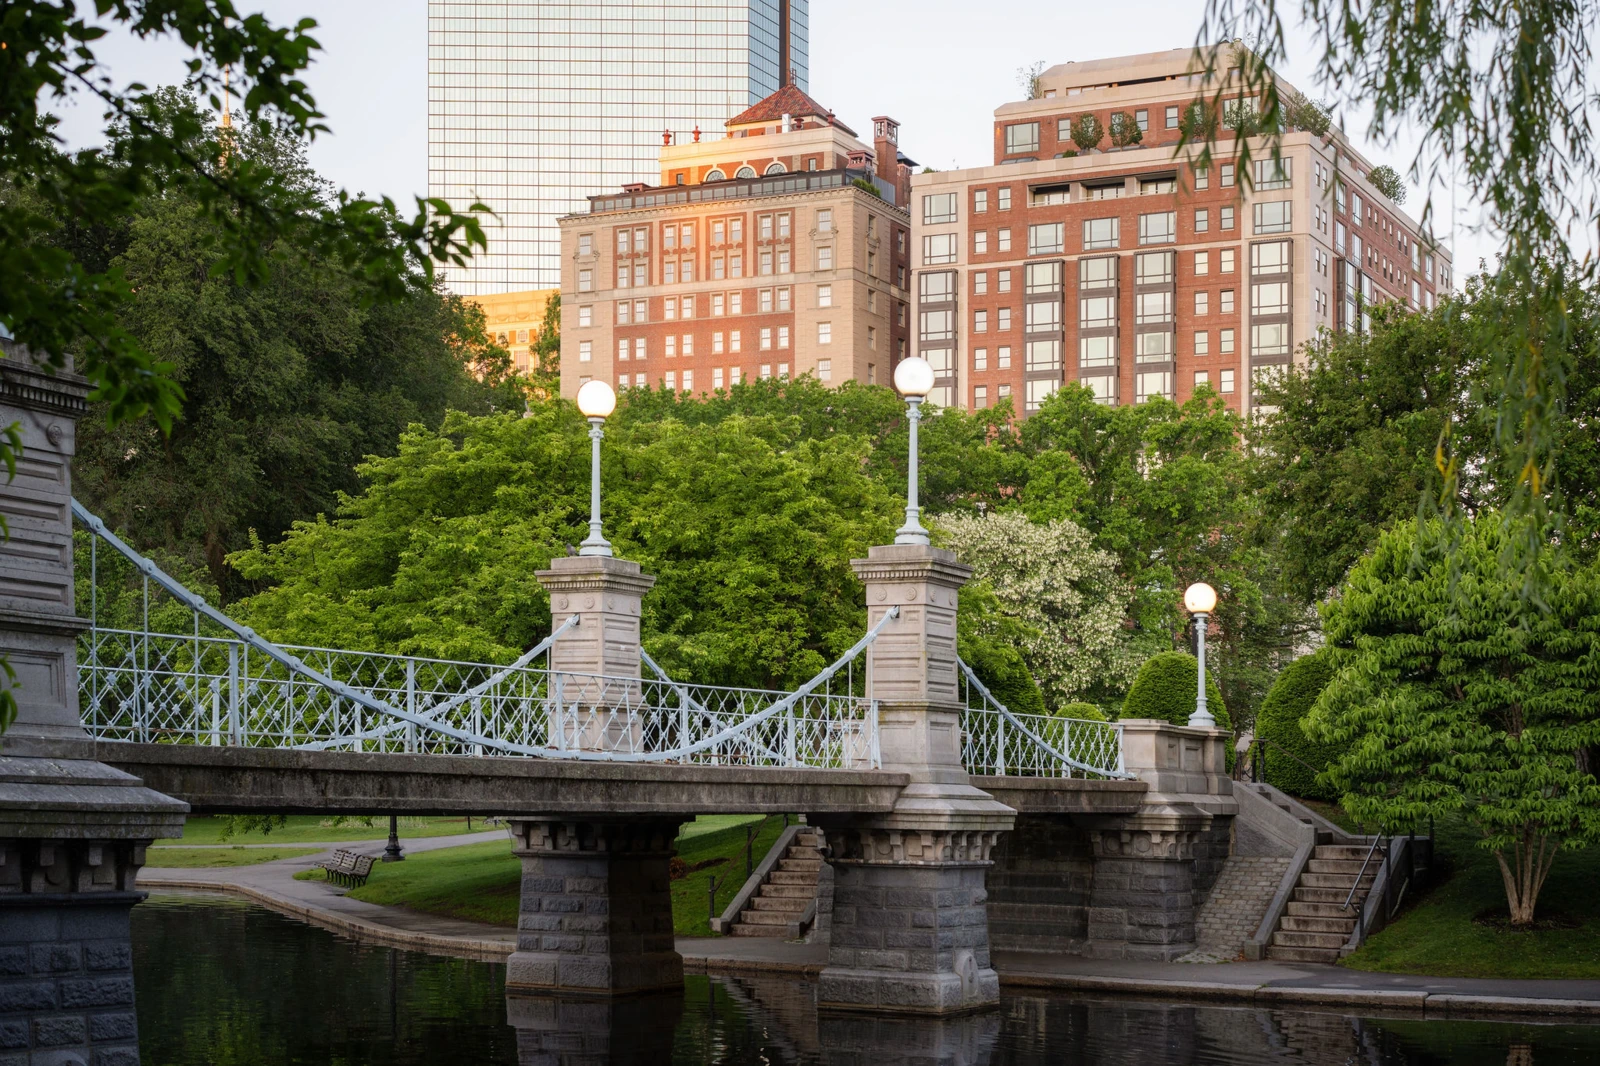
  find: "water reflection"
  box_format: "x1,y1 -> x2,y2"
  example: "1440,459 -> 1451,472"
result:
133,894 -> 1600,1066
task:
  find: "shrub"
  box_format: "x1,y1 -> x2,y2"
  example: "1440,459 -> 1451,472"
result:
1055,701 -> 1107,722
1367,165 -> 1407,204
1120,651 -> 1230,731
1256,650 -> 1339,798
1070,113 -> 1104,152
1284,90 -> 1332,137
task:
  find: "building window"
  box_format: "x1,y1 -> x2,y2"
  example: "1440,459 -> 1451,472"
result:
1135,108 -> 1149,131
578,234 -> 593,256
974,309 -> 988,333
713,332 -> 724,354
1025,378 -> 1059,412
1195,291 -> 1209,315
1165,105 -> 1179,129
1221,206 -> 1235,230
778,362 -> 790,380
730,366 -> 742,385
974,385 -> 988,409
1221,248 -> 1236,273
578,269 -> 593,292
731,330 -> 742,352
995,345 -> 1011,369
1194,331 -> 1209,356
1087,183 -> 1124,200
974,231 -> 988,255
778,287 -> 791,311
1194,167 -> 1209,190
578,306 -> 593,327
923,193 -> 958,224
1221,289 -> 1235,314
713,367 -> 725,389
1135,371 -> 1173,404
1220,328 -> 1235,354
665,335 -> 677,358
618,229 -> 632,254
1252,240 -> 1291,276
998,228 -> 1012,252
760,364 -> 772,380
998,269 -> 1012,293
1221,163 -> 1235,188
817,358 -> 832,382
974,189 -> 989,213
683,369 -> 695,391
1139,212 -> 1176,245
579,340 -> 592,362
998,307 -> 1013,331
1194,208 -> 1209,233
1083,217 -> 1120,250
1080,335 -> 1115,368
1195,369 -> 1210,388
1136,291 -> 1174,325
712,256 -> 726,280
1254,157 -> 1291,190
1221,368 -> 1235,393
760,327 -> 772,350
818,284 -> 832,308
1134,251 -> 1173,286
974,347 -> 988,371
682,334 -> 693,356
778,326 -> 790,348
1005,122 -> 1040,154
1252,322 -> 1291,357
777,249 -> 790,274
1195,251 -> 1210,275
1253,200 -> 1293,234
1140,178 -> 1174,196
818,322 -> 832,345
1080,294 -> 1117,330
923,233 -> 958,264
973,272 -> 988,295
815,209 -> 833,235
998,187 -> 1011,211
1028,222 -> 1064,255
817,246 -> 834,270
681,296 -> 693,318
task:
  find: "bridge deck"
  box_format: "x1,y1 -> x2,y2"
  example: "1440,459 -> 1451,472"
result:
18,739 -> 1148,818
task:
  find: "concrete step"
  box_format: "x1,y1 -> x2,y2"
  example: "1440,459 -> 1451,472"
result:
1266,944 -> 1342,964
769,870 -> 815,885
1298,871 -> 1376,890
736,909 -> 793,926
1293,886 -> 1367,904
1285,901 -> 1359,919
1306,858 -> 1373,875
748,894 -> 808,913
786,845 -> 824,861
1316,845 -> 1380,861
777,858 -> 822,873
1272,930 -> 1349,950
757,883 -> 815,900
728,924 -> 785,938
1279,915 -> 1357,935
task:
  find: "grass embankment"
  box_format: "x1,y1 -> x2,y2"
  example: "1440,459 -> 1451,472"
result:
146,845 -> 324,868
1329,809 -> 1600,979
319,814 -> 789,936
173,814 -> 487,845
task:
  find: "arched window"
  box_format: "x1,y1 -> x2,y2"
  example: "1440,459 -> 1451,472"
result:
764,161 -> 787,175
704,168 -> 726,182
735,165 -> 757,179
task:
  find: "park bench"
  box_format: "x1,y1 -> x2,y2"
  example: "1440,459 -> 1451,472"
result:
313,849 -> 378,888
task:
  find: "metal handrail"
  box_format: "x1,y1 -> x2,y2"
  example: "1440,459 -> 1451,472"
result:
1344,834 -> 1387,912
957,657 -> 1133,779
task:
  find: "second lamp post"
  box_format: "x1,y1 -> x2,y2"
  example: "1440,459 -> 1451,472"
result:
892,356 -> 935,546
575,380 -> 617,557
1184,581 -> 1218,727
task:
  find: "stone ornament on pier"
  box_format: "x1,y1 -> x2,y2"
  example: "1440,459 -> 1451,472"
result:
816,542 -> 1015,1015
504,817 -> 686,997
535,555 -> 656,752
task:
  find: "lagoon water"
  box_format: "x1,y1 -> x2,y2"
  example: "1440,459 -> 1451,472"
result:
132,893 -> 1600,1065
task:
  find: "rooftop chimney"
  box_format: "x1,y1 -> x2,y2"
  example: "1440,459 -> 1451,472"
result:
872,116 -> 910,205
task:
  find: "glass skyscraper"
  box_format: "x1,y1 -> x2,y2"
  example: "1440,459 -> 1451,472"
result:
428,0 -> 810,294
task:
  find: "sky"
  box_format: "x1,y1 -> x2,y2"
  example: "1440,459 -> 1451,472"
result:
48,0 -> 1500,278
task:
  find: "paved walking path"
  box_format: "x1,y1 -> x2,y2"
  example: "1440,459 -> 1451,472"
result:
141,835 -> 1600,1018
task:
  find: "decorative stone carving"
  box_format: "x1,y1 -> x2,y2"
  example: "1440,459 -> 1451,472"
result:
825,826 -> 1003,866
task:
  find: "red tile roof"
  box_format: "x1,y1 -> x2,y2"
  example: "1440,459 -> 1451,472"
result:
726,83 -> 857,137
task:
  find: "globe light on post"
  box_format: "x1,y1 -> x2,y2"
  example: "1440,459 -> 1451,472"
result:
893,357 -> 935,546
575,380 -> 617,557
1184,581 -> 1218,727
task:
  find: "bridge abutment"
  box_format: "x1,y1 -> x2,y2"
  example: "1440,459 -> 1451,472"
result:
814,545 -> 1015,1015
504,817 -> 686,996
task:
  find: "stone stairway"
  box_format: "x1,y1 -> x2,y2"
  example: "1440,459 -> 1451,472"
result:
1265,844 -> 1381,963
726,827 -> 824,938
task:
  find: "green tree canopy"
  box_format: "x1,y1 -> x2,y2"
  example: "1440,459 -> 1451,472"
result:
1311,516 -> 1600,926
1120,651 -> 1230,731
1256,650 -> 1339,799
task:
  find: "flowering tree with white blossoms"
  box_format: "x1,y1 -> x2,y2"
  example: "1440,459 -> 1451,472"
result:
937,511 -> 1137,707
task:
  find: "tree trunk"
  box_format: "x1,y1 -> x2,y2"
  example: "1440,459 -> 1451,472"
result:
1493,827 -> 1556,928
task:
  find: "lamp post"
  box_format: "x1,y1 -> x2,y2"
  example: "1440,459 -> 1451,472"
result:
1184,581 -> 1218,727
576,380 -> 617,557
892,356 -> 935,545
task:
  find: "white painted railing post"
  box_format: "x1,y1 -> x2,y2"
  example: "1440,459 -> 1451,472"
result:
227,643 -> 240,745
405,659 -> 417,754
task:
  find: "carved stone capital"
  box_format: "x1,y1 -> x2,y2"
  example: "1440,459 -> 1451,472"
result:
0,838 -> 151,897
824,825 -> 1004,867
507,817 -> 684,859
1088,824 -> 1204,862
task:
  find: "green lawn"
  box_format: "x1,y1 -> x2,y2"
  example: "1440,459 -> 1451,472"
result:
172,814 -> 491,845
1339,810 -> 1600,979
330,814 -> 791,936
146,845 -> 324,868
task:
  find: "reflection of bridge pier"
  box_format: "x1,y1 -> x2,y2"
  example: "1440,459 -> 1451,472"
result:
505,990 -> 682,1066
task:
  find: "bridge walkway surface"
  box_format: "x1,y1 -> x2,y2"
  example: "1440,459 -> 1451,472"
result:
140,841 -> 1600,1018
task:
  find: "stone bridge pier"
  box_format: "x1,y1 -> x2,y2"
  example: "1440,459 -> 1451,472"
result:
0,343 -> 187,1065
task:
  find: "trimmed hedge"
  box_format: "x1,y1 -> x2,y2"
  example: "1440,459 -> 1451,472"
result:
1256,650 -> 1339,799
1055,701 -> 1108,722
1120,651 -> 1231,732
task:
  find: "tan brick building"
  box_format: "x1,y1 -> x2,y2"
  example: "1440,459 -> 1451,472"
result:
910,49 -> 1453,415
471,288 -> 557,377
557,82 -> 914,399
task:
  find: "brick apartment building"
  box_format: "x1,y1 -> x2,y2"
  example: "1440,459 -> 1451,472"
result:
911,49 -> 1454,415
557,82 -> 915,399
